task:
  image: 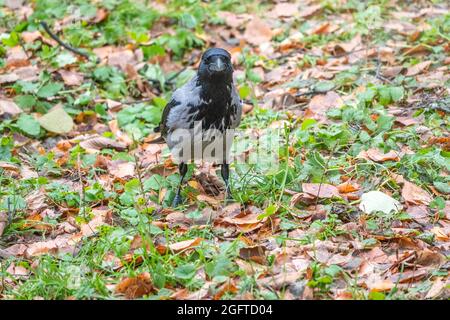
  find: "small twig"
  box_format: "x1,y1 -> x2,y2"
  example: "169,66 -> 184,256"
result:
40,21 -> 94,61
166,67 -> 187,84
134,154 -> 150,212
374,49 -> 393,84
76,154 -> 86,220
314,142 -> 339,208
7,198 -> 12,226
120,97 -> 154,105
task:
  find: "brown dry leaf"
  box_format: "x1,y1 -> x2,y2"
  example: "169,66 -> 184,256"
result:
6,46 -> 29,69
92,8 -> 109,23
259,272 -> 301,290
367,279 -> 394,292
168,237 -> 203,253
306,91 -> 343,122
109,119 -> 133,146
430,227 -> 449,241
366,149 -> 400,162
402,44 -> 431,56
217,11 -> 251,28
2,243 -> 27,257
395,116 -> 421,126
196,194 -> 221,207
222,206 -> 265,225
406,205 -> 430,224
0,161 -> 20,173
25,234 -> 76,258
239,245 -> 267,264
107,49 -> 139,71
4,0 -> 24,9
244,17 -> 273,46
58,70 -> 84,86
299,4 -> 322,18
405,61 -> 432,76
311,22 -> 331,35
21,31 -> 42,43
333,35 -> 361,54
425,278 -> 446,299
302,183 -> 340,199
80,208 -> 112,237
107,160 -> 135,178
115,272 -> 154,299
415,249 -> 445,268
0,212 -> 7,237
337,181 -> 360,194
25,189 -> 48,213
382,66 -> 405,78
213,281 -> 238,300
79,135 -> 127,152
391,269 -> 428,284
402,181 -> 433,206
268,3 -> 299,18
0,73 -> 19,84
290,192 -> 316,207
0,99 -> 22,117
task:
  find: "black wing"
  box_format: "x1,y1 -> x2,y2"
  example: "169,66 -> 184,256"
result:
154,98 -> 179,138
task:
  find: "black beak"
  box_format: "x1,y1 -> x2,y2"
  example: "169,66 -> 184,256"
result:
209,57 -> 226,72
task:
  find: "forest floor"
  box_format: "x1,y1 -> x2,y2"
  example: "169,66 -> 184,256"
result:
0,0 -> 449,300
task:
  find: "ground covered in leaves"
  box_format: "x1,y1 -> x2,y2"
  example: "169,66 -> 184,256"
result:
0,0 -> 449,300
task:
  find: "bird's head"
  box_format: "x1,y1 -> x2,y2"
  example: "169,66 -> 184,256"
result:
198,48 -> 233,83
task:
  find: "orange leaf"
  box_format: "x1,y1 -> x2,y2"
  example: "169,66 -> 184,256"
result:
302,183 -> 340,199
115,273 -> 154,299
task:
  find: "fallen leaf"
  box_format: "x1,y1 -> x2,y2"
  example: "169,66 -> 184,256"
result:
244,17 -> 273,46
391,269 -> 428,284
79,135 -> 127,152
0,212 -> 7,237
425,278 -> 446,299
365,149 -> 400,162
115,272 -> 154,299
405,61 -> 432,76
58,70 -> 84,86
21,31 -> 42,43
337,181 -> 360,193
259,272 -> 301,290
107,160 -> 135,178
167,237 -> 203,253
430,227 -> 449,241
6,46 -> 29,69
299,4 -> 322,18
0,99 -> 22,117
217,12 -> 251,28
306,91 -> 343,122
402,181 -> 432,205
25,234 -> 76,258
239,245 -> 267,264
80,208 -> 112,237
213,281 -> 238,300
268,3 -> 299,18
38,105 -> 74,134
302,183 -> 340,199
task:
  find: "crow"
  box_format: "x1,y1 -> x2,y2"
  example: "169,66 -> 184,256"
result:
151,48 -> 242,206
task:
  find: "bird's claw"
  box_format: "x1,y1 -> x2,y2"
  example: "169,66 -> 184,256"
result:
172,194 -> 183,207
223,188 -> 234,205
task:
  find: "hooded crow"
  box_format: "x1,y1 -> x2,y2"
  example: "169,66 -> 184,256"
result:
152,48 -> 242,206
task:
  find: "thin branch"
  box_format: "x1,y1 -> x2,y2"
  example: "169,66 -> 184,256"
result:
314,142 -> 339,208
40,21 -> 94,61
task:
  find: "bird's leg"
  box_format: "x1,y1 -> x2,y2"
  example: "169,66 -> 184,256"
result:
172,162 -> 188,207
220,163 -> 232,202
